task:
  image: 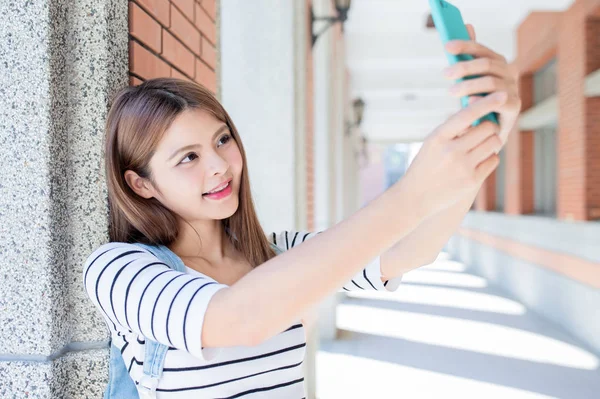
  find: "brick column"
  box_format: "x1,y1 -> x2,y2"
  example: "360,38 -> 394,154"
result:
501,12 -> 560,216
585,16 -> 600,219
504,1 -> 600,221
558,2 -> 588,220
554,1 -> 600,221
504,74 -> 535,215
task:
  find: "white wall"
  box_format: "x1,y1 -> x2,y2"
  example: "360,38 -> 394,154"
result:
446,212 -> 600,356
313,0 -> 334,232
220,0 -> 296,234
220,3 -> 318,398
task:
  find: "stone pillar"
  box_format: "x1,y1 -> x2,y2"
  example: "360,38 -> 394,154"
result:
0,1 -> 128,397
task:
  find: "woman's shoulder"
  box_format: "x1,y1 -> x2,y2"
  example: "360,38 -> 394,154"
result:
83,241 -> 157,270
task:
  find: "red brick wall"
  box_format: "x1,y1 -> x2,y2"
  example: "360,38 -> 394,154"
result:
558,2 -> 588,220
583,0 -> 600,220
585,18 -> 600,218
479,1 -> 600,221
128,0 -> 218,94
503,74 -> 535,215
498,13 -> 558,216
516,12 -> 561,74
476,12 -> 559,214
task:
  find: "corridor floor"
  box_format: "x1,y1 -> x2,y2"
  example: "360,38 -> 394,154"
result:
316,252 -> 600,399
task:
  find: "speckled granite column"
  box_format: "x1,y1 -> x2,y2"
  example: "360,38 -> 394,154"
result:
0,0 -> 127,397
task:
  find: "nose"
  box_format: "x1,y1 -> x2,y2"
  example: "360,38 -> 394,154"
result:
204,150 -> 229,175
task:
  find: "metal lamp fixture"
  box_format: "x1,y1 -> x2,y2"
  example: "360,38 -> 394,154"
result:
343,97 -> 369,165
352,97 -> 365,126
354,98 -> 368,164
345,97 -> 365,136
426,13 -> 436,29
311,0 -> 352,47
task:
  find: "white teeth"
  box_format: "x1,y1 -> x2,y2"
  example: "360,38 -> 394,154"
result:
206,182 -> 229,194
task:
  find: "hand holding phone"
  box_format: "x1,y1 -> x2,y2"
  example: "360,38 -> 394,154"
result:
428,0 -> 500,127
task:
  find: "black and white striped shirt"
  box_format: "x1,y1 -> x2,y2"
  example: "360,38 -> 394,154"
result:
82,230 -> 402,398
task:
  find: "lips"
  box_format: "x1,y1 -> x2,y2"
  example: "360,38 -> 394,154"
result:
203,178 -> 232,195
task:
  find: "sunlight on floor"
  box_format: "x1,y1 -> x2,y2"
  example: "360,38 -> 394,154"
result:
316,352 -> 557,399
318,252 -> 600,398
347,284 -> 526,315
337,301 -> 599,370
400,270 -> 488,288
420,259 -> 468,273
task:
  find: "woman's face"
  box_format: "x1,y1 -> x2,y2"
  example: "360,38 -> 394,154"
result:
147,108 -> 243,222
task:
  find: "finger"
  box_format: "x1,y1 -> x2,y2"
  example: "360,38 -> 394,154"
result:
468,96 -> 479,105
445,40 -> 506,62
466,23 -> 476,41
475,153 -> 500,184
454,120 -> 499,150
449,76 -> 508,98
444,57 -> 512,81
438,91 -> 507,139
462,95 -> 483,112
467,132 -> 503,167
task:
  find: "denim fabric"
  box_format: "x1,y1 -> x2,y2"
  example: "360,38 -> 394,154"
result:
104,338 -> 140,399
102,239 -> 282,398
103,242 -> 186,399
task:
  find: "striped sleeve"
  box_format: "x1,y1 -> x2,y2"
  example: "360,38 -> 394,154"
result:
268,230 -> 403,292
82,242 -> 229,361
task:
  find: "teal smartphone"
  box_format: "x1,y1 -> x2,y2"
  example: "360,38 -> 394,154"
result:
428,0 -> 499,127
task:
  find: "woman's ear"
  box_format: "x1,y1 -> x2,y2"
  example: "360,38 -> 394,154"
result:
124,170 -> 155,199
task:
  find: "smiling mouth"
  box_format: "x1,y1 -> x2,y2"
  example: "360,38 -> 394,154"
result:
202,181 -> 232,197
203,178 -> 233,195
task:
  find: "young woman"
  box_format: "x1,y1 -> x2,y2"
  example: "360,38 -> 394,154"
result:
83,28 -> 520,398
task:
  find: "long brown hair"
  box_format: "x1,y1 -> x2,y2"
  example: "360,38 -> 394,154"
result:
104,77 -> 277,267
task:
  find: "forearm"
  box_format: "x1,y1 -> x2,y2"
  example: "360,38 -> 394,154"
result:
380,185 -> 480,279
223,179 -> 426,344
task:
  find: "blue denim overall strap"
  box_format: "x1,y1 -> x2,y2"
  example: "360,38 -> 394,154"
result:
133,240 -> 282,397
130,242 -> 188,399
103,238 -> 282,399
104,339 -> 140,399
103,241 -> 181,399
270,241 -> 283,255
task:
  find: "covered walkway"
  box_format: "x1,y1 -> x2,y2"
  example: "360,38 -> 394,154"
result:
316,253 -> 600,399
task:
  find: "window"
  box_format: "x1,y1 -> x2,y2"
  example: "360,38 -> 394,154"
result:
533,58 -> 557,104
495,147 -> 506,212
534,124 -> 557,216
531,57 -> 558,217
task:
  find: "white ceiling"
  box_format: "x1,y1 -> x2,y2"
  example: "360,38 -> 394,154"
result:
344,0 -> 574,143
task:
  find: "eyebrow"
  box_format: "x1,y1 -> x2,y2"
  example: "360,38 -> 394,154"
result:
167,124 -> 230,162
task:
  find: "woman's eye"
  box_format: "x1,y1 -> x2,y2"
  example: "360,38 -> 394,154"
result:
219,134 -> 232,146
179,153 -> 198,164
177,135 -> 232,165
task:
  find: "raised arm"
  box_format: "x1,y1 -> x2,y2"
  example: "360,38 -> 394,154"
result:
268,230 -> 404,292
204,179 -> 424,347
204,86 -> 505,347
